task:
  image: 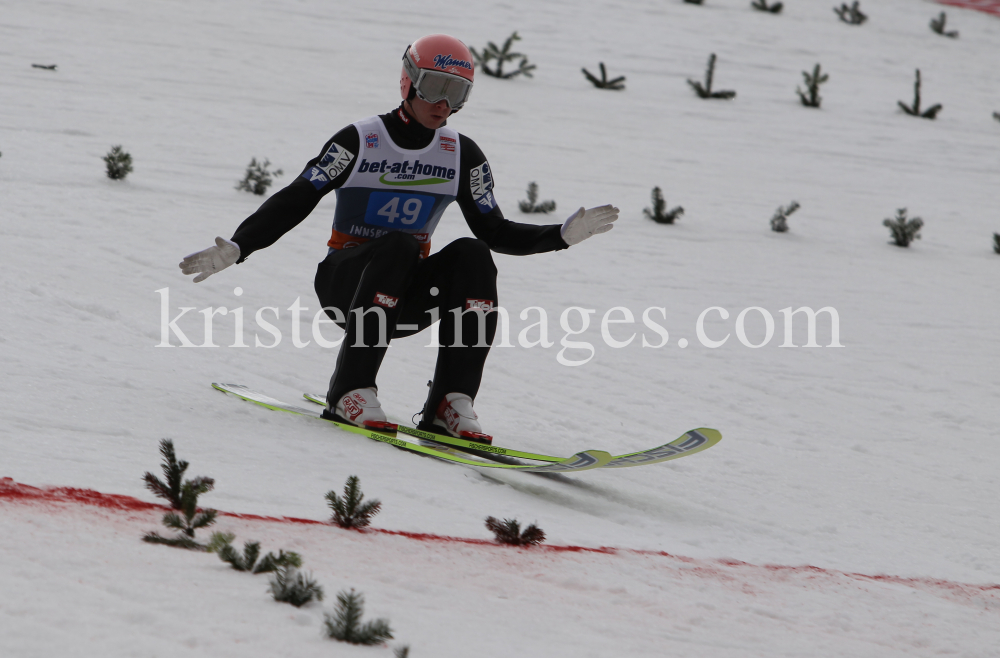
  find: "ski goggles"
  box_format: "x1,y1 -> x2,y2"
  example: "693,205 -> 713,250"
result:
403,51 -> 473,110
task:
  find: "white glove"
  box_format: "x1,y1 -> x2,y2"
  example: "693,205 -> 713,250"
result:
179,236 -> 240,283
560,205 -> 619,246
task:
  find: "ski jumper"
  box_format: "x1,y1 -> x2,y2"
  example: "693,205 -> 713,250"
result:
229,105 -> 568,421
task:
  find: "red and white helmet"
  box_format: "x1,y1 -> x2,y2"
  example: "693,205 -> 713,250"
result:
400,34 -> 475,111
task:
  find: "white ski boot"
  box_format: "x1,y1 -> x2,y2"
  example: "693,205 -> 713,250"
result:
432,393 -> 492,444
326,388 -> 398,433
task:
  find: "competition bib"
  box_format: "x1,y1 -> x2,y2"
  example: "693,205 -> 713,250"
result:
325,116 -> 461,257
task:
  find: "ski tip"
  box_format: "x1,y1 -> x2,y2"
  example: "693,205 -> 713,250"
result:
693,428 -> 722,443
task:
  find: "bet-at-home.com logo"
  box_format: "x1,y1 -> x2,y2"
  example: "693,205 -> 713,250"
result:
357,158 -> 457,186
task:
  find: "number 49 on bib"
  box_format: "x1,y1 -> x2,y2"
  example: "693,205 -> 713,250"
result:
365,191 -> 434,230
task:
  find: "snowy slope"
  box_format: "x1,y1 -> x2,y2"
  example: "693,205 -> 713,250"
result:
2,0 -> 999,655
6,480 -> 999,658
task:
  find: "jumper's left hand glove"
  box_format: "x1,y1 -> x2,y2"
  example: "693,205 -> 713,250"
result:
560,205 -> 619,246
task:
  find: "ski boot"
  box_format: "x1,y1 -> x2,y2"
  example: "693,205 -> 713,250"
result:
322,388 -> 398,434
420,393 -> 492,445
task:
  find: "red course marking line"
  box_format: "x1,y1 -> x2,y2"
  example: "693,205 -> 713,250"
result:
3,478 -> 998,594
0,478 -> 164,512
935,0 -> 1000,17
0,477 -> 324,524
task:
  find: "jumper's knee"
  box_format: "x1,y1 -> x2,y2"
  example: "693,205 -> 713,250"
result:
442,238 -> 496,274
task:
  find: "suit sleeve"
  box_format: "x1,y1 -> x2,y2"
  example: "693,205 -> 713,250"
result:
455,135 -> 569,256
230,126 -> 360,263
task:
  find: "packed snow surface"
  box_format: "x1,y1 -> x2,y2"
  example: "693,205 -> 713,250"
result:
1,0 -> 998,656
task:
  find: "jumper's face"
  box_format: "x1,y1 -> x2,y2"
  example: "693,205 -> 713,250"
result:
406,96 -> 451,129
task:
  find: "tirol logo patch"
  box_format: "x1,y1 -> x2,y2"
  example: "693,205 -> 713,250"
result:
433,54 -> 473,72
342,393 -> 364,421
365,132 -> 379,149
469,161 -> 496,213
373,292 -> 399,309
443,405 -> 461,431
465,298 -> 495,312
439,135 -> 456,152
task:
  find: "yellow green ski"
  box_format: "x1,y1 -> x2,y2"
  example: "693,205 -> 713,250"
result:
300,392 -> 722,469
212,383 -> 611,473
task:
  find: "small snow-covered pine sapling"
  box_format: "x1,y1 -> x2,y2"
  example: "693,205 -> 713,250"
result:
215,534 -> 260,571
898,70 -> 942,120
207,532 -> 302,573
394,646 -> 410,658
993,112 -> 1000,123
236,157 -> 282,195
143,439 -> 215,510
141,439 -> 217,549
751,0 -> 783,13
992,233 -> 1000,255
324,589 -> 394,645
142,479 -> 218,549
326,475 -> 381,529
929,12 -> 958,38
770,201 -> 801,233
519,182 -> 557,213
485,516 -> 546,546
269,566 -> 324,607
688,54 -> 736,100
582,62 -> 626,90
797,64 -> 828,108
644,187 -> 684,224
883,208 -> 923,247
254,549 -> 302,573
470,32 -> 536,79
104,145 -> 133,180
834,2 -> 867,25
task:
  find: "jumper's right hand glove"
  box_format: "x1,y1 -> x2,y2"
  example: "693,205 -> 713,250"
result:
560,205 -> 619,246
179,236 -> 240,283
